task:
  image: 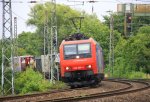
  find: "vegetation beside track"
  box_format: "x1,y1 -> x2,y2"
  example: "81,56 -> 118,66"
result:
104,26 -> 150,79
15,68 -> 67,94
0,68 -> 66,95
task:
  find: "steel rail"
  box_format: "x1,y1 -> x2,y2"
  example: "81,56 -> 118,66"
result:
0,84 -> 100,101
0,79 -> 147,102
38,80 -> 150,102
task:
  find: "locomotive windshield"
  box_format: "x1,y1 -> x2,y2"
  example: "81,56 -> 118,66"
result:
64,43 -> 91,60
78,44 -> 90,54
64,44 -> 77,55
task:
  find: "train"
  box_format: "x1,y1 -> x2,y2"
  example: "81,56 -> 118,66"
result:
13,34 -> 104,88
59,34 -> 104,87
13,55 -> 35,72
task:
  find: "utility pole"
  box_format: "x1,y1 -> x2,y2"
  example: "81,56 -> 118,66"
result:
1,0 -> 14,95
124,12 -> 127,37
109,13 -> 114,76
43,10 -> 50,79
14,17 -> 18,57
13,17 -> 18,73
86,0 -> 99,13
50,0 -> 59,83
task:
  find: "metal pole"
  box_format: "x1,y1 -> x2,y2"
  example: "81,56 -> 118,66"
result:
50,0 -> 59,83
111,16 -> 114,75
1,0 -> 14,95
13,17 -> 18,94
124,13 -> 127,38
43,10 -> 49,79
14,17 -> 18,56
10,0 -> 14,95
109,17 -> 112,76
43,21 -> 46,79
109,13 -> 114,76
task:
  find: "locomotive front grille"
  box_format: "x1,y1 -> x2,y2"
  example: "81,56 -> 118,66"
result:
64,70 -> 94,82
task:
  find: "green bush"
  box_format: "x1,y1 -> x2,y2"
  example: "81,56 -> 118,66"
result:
128,71 -> 147,79
106,69 -> 148,79
15,67 -> 67,94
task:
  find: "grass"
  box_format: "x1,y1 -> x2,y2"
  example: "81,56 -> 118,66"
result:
105,71 -> 150,79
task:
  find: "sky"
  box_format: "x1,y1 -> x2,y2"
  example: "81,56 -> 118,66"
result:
0,0 -> 149,37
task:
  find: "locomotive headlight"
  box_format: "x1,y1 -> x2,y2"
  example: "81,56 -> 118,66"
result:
76,56 -> 80,59
86,65 -> 92,69
66,67 -> 71,70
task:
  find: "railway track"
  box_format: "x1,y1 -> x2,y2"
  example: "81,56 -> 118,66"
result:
39,79 -> 150,102
0,79 -> 149,102
0,86 -> 93,102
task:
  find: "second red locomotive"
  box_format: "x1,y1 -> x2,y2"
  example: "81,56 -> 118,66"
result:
59,37 -> 104,87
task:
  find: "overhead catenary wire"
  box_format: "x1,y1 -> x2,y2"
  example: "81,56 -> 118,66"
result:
0,0 -> 48,3
114,0 -> 150,4
12,11 -> 27,21
67,0 -> 118,13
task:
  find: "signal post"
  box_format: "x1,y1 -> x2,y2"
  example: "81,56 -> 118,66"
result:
118,3 -> 150,38
123,3 -> 133,37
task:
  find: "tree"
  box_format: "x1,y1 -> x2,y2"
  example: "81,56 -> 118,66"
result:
27,3 -> 121,64
27,3 -> 81,44
132,16 -> 150,35
114,26 -> 150,75
103,13 -> 124,35
134,26 -> 150,73
17,32 -> 43,56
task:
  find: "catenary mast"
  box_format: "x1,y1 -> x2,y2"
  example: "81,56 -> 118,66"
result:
1,0 -> 14,95
50,0 -> 59,82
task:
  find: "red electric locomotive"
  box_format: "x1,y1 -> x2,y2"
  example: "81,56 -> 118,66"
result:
59,37 -> 104,87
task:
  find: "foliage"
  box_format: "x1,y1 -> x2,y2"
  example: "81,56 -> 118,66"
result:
15,68 -> 49,94
0,3 -> 120,95
105,26 -> 150,78
26,3 -> 121,64
15,67 -> 67,94
110,71 -> 148,79
127,71 -> 147,79
0,4 -> 149,96
132,16 -> 150,34
104,10 -> 150,77
27,3 -> 80,44
17,32 -> 43,56
103,13 -> 124,35
103,14 -> 150,36
0,68 -> 15,95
